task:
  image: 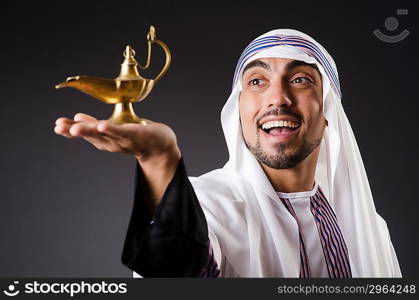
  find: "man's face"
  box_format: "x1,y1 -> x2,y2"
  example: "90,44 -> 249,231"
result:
239,57 -> 326,169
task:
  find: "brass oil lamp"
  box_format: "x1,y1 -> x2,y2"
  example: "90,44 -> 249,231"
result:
55,25 -> 171,125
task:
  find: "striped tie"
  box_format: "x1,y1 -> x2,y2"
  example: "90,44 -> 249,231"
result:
310,187 -> 352,278
280,186 -> 352,278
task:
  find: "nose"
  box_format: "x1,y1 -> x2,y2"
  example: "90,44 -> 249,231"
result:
266,80 -> 292,108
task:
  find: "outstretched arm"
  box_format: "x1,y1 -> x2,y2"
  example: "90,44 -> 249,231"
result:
54,113 -> 220,277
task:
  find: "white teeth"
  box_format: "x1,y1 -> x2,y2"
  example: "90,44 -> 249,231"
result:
261,120 -> 300,130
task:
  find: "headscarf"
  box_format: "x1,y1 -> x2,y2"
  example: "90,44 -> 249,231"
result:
189,29 -> 401,277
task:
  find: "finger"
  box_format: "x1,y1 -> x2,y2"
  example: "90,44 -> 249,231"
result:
74,112 -> 97,122
54,124 -> 76,139
70,121 -> 116,148
69,121 -> 100,137
97,121 -> 131,139
55,117 -> 75,126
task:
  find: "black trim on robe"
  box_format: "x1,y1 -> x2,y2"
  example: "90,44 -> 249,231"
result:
121,157 -> 210,277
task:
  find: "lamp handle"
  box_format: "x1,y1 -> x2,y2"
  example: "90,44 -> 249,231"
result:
139,25 -> 171,83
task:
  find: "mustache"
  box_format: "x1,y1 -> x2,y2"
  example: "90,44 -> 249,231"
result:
256,108 -> 302,126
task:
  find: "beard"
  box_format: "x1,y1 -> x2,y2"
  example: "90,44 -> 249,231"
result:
245,129 -> 321,169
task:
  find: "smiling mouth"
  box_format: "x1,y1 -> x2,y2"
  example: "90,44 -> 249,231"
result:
260,120 -> 301,135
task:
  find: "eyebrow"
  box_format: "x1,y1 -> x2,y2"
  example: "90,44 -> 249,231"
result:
242,60 -> 271,75
285,60 -> 320,73
242,59 -> 320,76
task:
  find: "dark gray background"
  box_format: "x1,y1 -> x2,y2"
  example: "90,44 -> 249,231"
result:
1,0 -> 418,277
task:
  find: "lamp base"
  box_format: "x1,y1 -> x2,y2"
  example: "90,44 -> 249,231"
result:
108,103 -> 146,125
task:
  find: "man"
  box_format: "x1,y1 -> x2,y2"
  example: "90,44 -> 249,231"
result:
54,29 -> 401,277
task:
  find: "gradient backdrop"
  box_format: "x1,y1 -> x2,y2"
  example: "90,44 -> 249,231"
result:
2,0 -> 418,277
